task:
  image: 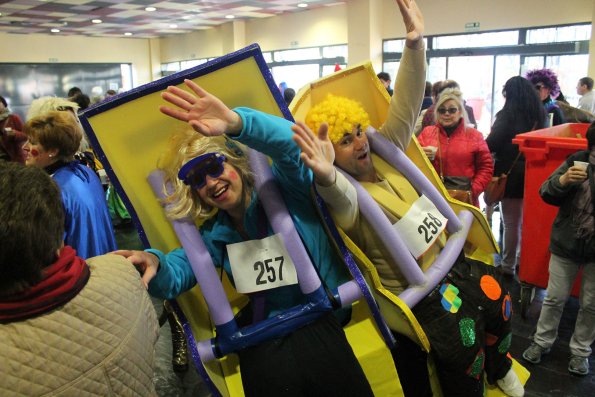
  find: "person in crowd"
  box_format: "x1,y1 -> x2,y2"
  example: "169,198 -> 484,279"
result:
377,71 -> 394,96
415,79 -> 477,135
67,86 -> 82,98
555,91 -> 595,124
522,123 -> 595,376
576,77 -> 595,114
0,95 -> 24,132
71,93 -> 91,111
421,80 -> 433,111
292,2 -> 522,396
525,68 -> 566,127
284,87 -> 296,105
27,96 -> 91,151
114,82 -> 374,396
417,88 -> 493,207
486,76 -> 547,276
22,111 -> 117,259
105,89 -> 118,98
0,162 -> 159,396
0,105 -> 27,163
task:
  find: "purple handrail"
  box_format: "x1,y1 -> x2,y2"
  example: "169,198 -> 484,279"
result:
248,148 -> 321,295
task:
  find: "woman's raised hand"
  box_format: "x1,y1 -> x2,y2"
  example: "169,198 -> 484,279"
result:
292,121 -> 337,187
160,79 -> 243,136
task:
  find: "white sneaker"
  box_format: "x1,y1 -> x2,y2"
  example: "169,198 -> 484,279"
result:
496,367 -> 524,397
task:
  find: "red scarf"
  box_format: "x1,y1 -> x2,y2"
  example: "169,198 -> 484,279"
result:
0,246 -> 90,323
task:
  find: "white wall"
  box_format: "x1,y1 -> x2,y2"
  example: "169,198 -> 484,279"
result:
0,33 -> 154,86
383,0 -> 594,38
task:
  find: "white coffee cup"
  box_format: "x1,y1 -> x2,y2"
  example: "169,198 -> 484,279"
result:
424,146 -> 438,161
573,161 -> 589,170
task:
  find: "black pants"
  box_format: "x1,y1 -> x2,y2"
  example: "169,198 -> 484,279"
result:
238,312 -> 374,397
391,332 -> 433,397
413,257 -> 513,397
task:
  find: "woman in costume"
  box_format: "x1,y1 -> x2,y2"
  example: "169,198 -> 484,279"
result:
418,88 -> 493,207
114,79 -> 374,397
22,111 -> 116,259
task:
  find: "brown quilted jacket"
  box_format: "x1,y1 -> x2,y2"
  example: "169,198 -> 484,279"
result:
0,254 -> 159,396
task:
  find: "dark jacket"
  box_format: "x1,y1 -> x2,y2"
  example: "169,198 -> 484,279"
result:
486,113 -> 539,198
540,151 -> 595,263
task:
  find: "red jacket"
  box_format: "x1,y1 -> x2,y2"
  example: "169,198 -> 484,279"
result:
418,121 -> 493,207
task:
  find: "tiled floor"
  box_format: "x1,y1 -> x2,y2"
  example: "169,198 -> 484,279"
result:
115,218 -> 594,397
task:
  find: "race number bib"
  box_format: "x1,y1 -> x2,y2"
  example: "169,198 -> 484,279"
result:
227,233 -> 299,293
392,195 -> 448,259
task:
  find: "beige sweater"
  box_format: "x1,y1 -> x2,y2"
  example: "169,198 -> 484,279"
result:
0,254 -> 159,397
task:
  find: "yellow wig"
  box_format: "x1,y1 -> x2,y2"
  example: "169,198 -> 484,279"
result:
305,94 -> 370,144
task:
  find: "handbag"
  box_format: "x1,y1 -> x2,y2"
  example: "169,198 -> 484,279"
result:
442,176 -> 473,204
484,152 -> 522,206
436,135 -> 473,204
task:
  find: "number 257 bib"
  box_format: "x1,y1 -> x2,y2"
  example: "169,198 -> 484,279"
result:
227,233 -> 299,294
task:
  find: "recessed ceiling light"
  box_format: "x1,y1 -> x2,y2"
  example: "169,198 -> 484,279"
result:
182,15 -> 191,20
51,28 -> 60,33
124,32 -> 133,36
297,3 -> 308,7
145,6 -> 157,12
92,19 -> 102,24
225,15 -> 235,19
169,24 -> 178,28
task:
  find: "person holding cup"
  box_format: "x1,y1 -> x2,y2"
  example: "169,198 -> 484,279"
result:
522,122 -> 595,376
418,88 -> 493,207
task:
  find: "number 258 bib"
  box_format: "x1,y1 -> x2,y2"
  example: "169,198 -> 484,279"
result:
227,233 -> 299,294
392,195 -> 448,259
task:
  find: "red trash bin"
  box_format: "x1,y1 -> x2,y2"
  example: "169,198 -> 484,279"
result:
512,123 -> 589,316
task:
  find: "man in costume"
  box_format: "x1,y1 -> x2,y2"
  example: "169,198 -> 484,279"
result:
291,1 -> 523,395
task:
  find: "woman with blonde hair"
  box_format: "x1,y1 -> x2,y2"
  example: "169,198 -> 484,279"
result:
418,88 -> 493,207
22,110 -> 116,259
115,80 -> 374,397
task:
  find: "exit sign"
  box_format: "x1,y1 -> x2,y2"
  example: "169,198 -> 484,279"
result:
465,22 -> 480,31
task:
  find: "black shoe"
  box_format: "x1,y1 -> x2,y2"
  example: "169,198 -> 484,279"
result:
163,300 -> 189,373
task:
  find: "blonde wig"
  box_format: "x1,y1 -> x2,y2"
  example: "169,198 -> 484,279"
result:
434,88 -> 470,127
158,128 -> 253,222
305,94 -> 371,144
27,96 -> 90,151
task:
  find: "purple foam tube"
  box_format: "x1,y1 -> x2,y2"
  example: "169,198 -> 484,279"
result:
399,210 -> 473,308
248,149 -> 321,295
147,170 -> 235,327
367,130 -> 462,233
338,169 -> 426,286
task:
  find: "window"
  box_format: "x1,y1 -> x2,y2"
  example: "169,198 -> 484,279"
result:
180,59 -> 207,69
383,23 -> 591,127
526,24 -> 591,44
274,47 -> 321,62
433,31 -> 519,49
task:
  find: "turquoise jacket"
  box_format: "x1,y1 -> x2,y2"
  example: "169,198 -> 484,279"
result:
147,108 -> 351,318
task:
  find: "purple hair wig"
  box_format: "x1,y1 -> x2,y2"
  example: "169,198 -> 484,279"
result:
525,68 -> 560,97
